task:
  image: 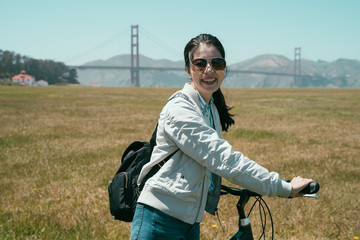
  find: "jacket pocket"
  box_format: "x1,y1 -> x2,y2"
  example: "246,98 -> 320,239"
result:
150,157 -> 206,205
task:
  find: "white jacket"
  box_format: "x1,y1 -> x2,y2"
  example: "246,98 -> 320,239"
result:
137,83 -> 292,224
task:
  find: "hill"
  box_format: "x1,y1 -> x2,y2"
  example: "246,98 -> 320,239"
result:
77,54 -> 360,88
77,55 -> 187,87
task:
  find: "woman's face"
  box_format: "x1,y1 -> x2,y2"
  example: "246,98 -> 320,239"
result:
187,43 -> 225,103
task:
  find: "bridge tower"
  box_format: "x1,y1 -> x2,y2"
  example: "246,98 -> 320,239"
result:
131,25 -> 140,86
294,47 -> 301,87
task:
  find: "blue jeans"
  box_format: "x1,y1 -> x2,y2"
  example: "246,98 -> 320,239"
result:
130,204 -> 200,240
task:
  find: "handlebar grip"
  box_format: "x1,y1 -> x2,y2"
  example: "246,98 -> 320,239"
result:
300,182 -> 320,194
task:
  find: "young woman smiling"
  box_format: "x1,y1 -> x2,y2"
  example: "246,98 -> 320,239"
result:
130,34 -> 313,240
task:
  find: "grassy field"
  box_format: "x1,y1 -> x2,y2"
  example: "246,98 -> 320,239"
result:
0,85 -> 359,240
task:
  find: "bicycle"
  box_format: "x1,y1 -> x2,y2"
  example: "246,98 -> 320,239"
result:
220,181 -> 320,240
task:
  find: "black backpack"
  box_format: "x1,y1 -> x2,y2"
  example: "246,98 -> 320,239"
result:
108,126 -> 178,222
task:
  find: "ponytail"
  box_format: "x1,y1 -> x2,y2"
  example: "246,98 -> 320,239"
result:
213,88 -> 234,132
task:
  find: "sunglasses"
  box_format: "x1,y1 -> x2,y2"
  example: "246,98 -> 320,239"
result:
190,58 -> 226,72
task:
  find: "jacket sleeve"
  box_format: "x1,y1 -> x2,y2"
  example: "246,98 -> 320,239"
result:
162,98 -> 292,198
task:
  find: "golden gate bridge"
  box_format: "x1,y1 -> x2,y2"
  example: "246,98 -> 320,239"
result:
69,25 -> 304,87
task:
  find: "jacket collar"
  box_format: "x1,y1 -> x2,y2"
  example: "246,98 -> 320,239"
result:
182,83 -> 213,110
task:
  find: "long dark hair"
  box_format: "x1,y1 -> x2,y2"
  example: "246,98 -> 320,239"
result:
184,34 -> 234,132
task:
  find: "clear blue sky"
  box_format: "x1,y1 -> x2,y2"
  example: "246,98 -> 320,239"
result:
1,0 -> 359,66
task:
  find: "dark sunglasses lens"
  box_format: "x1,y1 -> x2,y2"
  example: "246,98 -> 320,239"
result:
211,58 -> 226,70
192,59 -> 207,70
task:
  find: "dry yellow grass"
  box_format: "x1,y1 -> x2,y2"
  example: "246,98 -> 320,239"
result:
0,86 -> 359,239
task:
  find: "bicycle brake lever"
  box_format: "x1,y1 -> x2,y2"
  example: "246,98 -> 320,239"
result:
303,194 -> 319,199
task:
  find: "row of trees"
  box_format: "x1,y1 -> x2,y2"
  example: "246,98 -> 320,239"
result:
0,50 -> 79,85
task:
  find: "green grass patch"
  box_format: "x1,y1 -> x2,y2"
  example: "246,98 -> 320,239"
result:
229,128 -> 285,141
0,86 -> 359,239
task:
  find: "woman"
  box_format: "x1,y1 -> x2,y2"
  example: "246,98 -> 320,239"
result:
130,34 -> 313,240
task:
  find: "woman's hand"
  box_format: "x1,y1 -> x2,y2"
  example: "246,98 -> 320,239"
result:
289,176 -> 314,198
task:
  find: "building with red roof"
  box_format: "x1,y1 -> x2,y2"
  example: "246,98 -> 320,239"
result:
12,70 -> 35,86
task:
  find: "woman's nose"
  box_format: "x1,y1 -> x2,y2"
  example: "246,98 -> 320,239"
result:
204,63 -> 215,73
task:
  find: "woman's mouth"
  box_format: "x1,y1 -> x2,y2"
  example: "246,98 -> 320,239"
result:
201,78 -> 216,85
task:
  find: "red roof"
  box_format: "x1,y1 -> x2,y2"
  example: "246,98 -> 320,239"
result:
12,70 -> 34,80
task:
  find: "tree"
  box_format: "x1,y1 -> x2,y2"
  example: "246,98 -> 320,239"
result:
0,49 -> 79,85
67,68 -> 78,84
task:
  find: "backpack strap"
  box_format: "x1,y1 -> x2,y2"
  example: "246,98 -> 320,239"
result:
149,124 -> 158,147
139,92 -> 190,191
138,148 -> 179,191
149,93 -> 188,146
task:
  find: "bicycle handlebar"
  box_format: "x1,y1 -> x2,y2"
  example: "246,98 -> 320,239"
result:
220,185 -> 260,196
299,182 -> 320,194
220,181 -> 320,240
221,181 -> 320,197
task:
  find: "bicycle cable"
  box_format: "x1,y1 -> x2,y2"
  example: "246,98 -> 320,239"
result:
247,196 -> 274,240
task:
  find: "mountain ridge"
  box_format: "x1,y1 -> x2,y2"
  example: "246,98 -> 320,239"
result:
77,54 -> 360,88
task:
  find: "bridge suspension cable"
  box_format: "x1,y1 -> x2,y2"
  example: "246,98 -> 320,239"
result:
139,26 -> 182,59
70,25 -> 322,87
65,26 -> 130,64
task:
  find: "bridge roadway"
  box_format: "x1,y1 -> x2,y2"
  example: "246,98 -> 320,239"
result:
70,65 -> 305,78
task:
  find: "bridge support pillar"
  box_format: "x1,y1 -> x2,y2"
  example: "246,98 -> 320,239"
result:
131,25 -> 140,86
294,47 -> 301,87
